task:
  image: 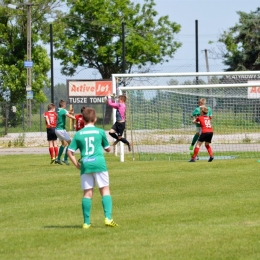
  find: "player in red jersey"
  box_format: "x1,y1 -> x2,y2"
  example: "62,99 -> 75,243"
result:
74,106 -> 86,131
44,103 -> 58,164
74,106 -> 86,163
189,106 -> 214,162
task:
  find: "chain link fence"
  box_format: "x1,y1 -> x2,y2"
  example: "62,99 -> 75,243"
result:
0,101 -> 112,148
0,62 -> 226,148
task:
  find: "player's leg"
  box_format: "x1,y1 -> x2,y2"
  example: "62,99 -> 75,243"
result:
47,128 -> 56,163
55,130 -> 65,164
62,135 -> 71,165
81,174 -> 94,229
109,123 -> 119,145
48,141 -> 54,157
53,140 -> 58,159
53,129 -> 58,159
117,122 -> 131,151
205,133 -> 214,162
56,140 -> 66,164
49,141 -> 56,164
95,172 -> 118,227
190,127 -> 200,155
189,140 -> 202,162
190,133 -> 199,148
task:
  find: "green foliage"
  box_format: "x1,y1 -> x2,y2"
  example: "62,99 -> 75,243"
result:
0,1 -> 62,104
53,0 -> 181,78
219,8 -> 260,71
0,154 -> 260,259
13,133 -> 25,147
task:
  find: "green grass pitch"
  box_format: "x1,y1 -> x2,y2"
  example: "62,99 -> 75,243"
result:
0,153 -> 260,259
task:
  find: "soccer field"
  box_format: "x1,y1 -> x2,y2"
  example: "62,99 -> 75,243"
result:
0,154 -> 259,260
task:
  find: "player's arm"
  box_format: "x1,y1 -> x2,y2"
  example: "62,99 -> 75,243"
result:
207,107 -> 213,120
73,114 -> 79,130
107,96 -> 120,109
101,130 -> 110,152
66,112 -> 76,120
67,150 -> 80,169
44,115 -> 50,128
192,118 -> 200,124
104,146 -> 111,153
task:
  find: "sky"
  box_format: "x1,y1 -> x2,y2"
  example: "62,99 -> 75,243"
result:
53,0 -> 260,83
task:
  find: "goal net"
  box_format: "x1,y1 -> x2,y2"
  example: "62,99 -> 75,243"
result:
111,72 -> 260,162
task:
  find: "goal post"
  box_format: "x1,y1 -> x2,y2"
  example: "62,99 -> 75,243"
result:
111,71 -> 260,162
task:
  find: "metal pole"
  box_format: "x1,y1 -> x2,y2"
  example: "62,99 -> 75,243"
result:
122,22 -> 126,74
195,20 -> 199,84
50,24 -> 54,103
26,3 -> 32,127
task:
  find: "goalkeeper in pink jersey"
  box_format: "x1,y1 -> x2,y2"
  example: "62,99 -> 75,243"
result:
107,95 -> 131,152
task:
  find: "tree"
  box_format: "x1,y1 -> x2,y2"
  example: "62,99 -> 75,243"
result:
0,1 -> 62,104
54,0 -> 181,77
218,8 -> 260,71
53,0 -> 181,122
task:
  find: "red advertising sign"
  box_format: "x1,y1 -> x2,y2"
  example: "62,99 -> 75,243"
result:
67,80 -> 112,104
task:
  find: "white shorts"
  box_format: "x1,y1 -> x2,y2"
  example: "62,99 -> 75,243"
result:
55,129 -> 71,142
195,126 -> 202,134
80,171 -> 109,190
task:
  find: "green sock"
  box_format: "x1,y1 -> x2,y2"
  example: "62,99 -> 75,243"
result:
82,198 -> 92,225
64,146 -> 68,161
191,134 -> 199,146
57,146 -> 64,160
102,195 -> 112,220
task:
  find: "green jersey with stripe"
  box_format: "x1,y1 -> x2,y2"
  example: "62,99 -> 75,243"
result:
56,108 -> 68,130
192,106 -> 212,127
68,125 -> 110,174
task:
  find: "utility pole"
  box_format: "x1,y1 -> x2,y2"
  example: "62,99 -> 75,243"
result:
195,20 -> 199,84
6,2 -> 33,127
26,2 -> 32,127
122,22 -> 126,74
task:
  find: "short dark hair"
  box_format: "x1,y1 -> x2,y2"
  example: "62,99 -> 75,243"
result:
81,106 -> 86,113
59,100 -> 66,107
82,107 -> 96,123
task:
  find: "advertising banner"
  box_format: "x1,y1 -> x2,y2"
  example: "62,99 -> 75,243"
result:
67,80 -> 112,104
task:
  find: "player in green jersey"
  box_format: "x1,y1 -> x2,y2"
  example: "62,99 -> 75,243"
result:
189,98 -> 212,157
67,107 -> 118,229
55,100 -> 76,165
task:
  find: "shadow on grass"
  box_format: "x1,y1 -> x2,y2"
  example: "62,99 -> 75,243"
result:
43,225 -> 82,229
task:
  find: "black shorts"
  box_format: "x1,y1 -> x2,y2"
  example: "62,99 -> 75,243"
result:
198,132 -> 213,143
112,121 -> 125,137
47,127 -> 57,141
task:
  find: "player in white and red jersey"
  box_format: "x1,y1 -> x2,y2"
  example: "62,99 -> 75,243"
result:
189,106 -> 214,162
43,103 -> 58,164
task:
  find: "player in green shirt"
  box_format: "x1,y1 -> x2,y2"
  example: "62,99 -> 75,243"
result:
190,98 -> 212,156
55,100 -> 76,165
67,107 -> 118,229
